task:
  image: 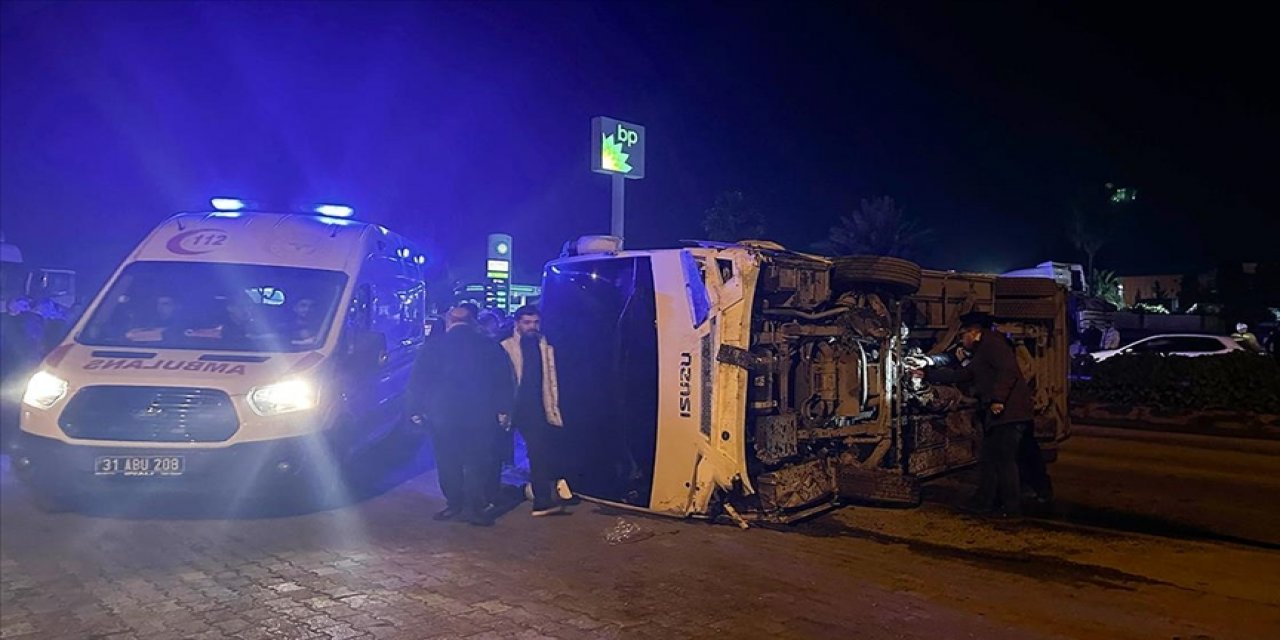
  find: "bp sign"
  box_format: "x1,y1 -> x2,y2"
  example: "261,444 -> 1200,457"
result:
591,116 -> 645,179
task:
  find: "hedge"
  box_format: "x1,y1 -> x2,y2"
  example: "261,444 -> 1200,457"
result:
1073,351 -> 1280,414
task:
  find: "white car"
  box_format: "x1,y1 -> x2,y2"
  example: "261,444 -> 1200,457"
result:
1090,334 -> 1243,362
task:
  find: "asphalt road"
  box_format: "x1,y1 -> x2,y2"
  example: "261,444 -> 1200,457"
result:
2,426 -> 1277,639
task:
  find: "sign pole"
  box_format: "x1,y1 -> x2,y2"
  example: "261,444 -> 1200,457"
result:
611,174 -> 625,244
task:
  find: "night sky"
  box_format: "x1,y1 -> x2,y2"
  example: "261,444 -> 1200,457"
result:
2,1 -> 1274,288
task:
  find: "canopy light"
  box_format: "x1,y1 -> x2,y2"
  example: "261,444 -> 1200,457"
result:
314,204 -> 354,218
415,254 -> 426,265
210,197 -> 246,211
397,247 -> 411,259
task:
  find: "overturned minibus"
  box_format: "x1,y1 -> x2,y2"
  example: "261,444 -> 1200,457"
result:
542,237 -> 1069,524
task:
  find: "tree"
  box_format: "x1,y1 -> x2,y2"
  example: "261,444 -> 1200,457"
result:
1068,182 -> 1136,277
701,191 -> 767,242
1069,207 -> 1107,277
1090,269 -> 1124,309
818,196 -> 928,257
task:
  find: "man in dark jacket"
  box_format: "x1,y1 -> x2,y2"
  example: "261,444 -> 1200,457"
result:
407,306 -> 513,526
912,313 -> 1036,515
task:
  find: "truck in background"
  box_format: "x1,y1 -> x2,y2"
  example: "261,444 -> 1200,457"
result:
1002,261 -> 1087,296
1,231 -> 78,309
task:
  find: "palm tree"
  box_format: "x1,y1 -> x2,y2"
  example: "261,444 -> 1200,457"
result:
819,196 -> 928,257
1068,183 -> 1136,277
1089,269 -> 1124,309
1069,206 -> 1107,277
702,190 -> 767,242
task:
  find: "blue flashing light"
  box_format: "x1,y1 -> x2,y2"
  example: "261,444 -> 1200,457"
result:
211,197 -> 246,211
314,204 -> 354,218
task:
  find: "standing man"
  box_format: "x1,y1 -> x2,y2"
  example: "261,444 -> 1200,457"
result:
1100,323 -> 1121,351
477,310 -> 503,341
407,306 -> 513,526
500,305 -> 569,517
910,313 -> 1036,516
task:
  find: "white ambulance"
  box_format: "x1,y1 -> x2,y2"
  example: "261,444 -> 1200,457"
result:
12,201 -> 429,507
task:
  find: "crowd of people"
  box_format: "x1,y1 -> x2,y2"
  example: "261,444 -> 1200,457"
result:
407,303 -> 571,527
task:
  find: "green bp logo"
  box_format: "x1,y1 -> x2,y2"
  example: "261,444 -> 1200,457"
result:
591,117 -> 645,179
601,129 -> 634,173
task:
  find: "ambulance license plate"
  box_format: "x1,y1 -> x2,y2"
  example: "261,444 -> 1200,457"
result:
94,456 -> 185,477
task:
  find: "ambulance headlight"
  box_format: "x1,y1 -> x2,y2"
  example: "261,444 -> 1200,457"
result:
248,379 -> 317,416
23,371 -> 69,409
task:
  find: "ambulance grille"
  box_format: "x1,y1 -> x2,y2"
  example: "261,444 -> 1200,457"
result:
59,386 -> 239,442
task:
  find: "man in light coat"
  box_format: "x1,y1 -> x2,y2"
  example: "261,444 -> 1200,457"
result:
500,305 -> 569,516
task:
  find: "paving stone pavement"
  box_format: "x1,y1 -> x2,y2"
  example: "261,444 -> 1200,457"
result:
0,454 -> 1034,640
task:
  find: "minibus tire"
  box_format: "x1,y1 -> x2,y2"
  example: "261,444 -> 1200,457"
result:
831,256 -> 923,295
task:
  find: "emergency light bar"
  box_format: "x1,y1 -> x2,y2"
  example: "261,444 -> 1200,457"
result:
210,197 -> 246,211
314,204 -> 354,218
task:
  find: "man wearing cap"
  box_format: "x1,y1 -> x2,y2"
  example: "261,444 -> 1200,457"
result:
909,313 -> 1036,516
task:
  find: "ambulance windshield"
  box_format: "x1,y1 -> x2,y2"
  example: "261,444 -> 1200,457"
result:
77,261 -> 347,353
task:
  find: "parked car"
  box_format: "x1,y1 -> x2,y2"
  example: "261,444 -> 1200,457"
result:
1089,334 -> 1242,362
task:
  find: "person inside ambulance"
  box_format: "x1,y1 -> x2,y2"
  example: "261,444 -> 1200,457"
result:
221,296 -> 256,342
124,294 -> 185,343
182,294 -> 264,345
289,297 -> 320,346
